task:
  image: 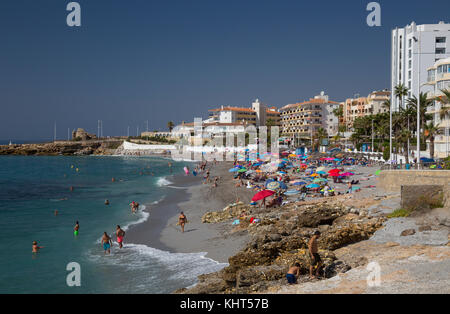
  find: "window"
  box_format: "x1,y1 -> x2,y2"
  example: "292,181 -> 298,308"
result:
436,37 -> 446,43
409,60 -> 412,69
436,48 -> 446,54
408,71 -> 411,79
408,50 -> 412,58
409,39 -> 412,48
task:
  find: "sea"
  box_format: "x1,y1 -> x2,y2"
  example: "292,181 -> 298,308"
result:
0,155 -> 227,294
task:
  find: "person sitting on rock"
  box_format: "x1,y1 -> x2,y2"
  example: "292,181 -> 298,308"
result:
286,263 -> 301,285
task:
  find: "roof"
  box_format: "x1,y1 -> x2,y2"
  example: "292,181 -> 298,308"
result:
209,107 -> 256,113
280,98 -> 340,110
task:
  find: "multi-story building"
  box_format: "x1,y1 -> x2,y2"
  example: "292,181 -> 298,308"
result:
280,92 -> 340,145
207,99 -> 280,127
391,21 -> 450,111
343,90 -> 390,129
425,57 -> 450,158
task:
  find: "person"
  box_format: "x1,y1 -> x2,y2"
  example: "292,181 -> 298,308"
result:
308,231 -> 322,279
286,263 -> 301,284
54,209 -> 58,216
130,201 -> 137,213
116,225 -> 125,249
168,162 -> 172,173
347,182 -> 353,194
105,199 -> 110,205
178,212 -> 187,233
74,221 -> 80,236
101,232 -> 112,254
32,241 -> 44,253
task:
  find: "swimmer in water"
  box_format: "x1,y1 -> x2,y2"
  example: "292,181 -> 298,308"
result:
54,209 -> 58,216
101,232 -> 112,255
105,199 -> 110,205
32,241 -> 44,253
116,225 -> 125,249
74,221 -> 80,236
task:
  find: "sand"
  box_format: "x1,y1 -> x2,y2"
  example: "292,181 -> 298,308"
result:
126,161 -> 254,263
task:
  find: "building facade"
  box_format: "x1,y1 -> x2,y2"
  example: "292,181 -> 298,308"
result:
391,21 -> 450,111
280,92 -> 339,144
425,57 -> 450,158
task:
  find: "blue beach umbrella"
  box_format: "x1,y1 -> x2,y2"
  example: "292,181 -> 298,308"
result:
292,182 -> 306,186
306,184 -> 320,189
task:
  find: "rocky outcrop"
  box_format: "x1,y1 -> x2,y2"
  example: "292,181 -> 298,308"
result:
0,140 -> 123,156
178,201 -> 386,294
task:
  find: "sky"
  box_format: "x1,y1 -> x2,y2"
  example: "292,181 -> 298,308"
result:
1,0 -> 450,141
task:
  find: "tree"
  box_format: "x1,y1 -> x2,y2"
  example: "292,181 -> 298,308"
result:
167,121 -> 175,132
436,89 -> 450,121
313,128 -> 328,151
394,84 -> 409,110
424,122 -> 439,159
406,92 -> 433,148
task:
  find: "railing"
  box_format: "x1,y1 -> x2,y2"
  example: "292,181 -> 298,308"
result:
380,162 -> 450,171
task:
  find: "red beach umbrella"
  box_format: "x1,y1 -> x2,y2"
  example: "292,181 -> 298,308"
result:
328,169 -> 341,174
252,190 -> 275,202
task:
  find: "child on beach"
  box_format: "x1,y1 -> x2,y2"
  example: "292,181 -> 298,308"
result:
286,263 -> 301,284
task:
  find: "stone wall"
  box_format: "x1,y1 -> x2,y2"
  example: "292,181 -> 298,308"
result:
401,185 -> 444,210
379,170 -> 450,208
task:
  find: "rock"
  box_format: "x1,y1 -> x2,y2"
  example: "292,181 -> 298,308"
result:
323,260 -> 352,278
418,225 -> 432,232
400,229 -> 416,237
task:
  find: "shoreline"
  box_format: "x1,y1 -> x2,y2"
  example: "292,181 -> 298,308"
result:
126,162 -> 254,264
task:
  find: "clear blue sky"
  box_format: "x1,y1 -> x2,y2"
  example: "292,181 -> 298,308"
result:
0,0 -> 449,141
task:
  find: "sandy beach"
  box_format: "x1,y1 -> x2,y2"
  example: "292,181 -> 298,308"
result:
126,161 -> 255,263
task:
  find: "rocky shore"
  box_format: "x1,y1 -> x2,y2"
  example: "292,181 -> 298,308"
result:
0,140 -> 123,156
175,197 -> 387,294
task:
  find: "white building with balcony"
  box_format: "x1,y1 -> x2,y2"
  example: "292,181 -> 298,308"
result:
391,21 -> 450,111
425,57 -> 450,158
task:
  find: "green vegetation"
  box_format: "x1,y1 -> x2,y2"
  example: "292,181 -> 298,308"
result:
387,208 -> 411,218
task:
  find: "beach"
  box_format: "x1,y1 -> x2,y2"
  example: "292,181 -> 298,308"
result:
126,161 -> 255,263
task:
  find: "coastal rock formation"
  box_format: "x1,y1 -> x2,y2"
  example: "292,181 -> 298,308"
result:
0,140 -> 122,156
179,200 -> 386,294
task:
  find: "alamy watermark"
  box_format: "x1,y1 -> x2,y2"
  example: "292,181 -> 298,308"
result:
66,262 -> 81,287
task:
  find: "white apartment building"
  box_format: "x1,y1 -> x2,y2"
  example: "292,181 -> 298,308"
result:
425,57 -> 450,158
391,21 -> 450,111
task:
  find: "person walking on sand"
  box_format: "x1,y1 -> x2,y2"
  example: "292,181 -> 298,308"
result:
101,232 -> 112,255
116,225 -> 125,249
178,212 -> 187,233
32,241 -> 44,253
74,221 -> 80,236
308,231 -> 322,279
286,263 -> 301,284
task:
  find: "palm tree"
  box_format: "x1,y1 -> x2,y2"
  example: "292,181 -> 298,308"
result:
424,122 -> 439,159
167,121 -> 175,132
436,89 -> 450,121
395,84 -> 409,110
407,93 -> 433,147
332,107 -> 344,135
382,99 -> 391,112
313,128 -> 328,151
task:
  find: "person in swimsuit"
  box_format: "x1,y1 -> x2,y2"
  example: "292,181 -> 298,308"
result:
32,241 -> 44,253
101,232 -> 112,254
74,221 -> 79,236
286,263 -> 301,284
308,231 -> 322,279
116,225 -> 125,249
178,212 -> 187,233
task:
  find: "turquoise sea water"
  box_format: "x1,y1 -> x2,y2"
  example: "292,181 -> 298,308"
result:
0,156 -> 226,294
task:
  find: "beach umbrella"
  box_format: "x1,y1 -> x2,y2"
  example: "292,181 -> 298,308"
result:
341,172 -> 355,176
252,190 -> 275,202
329,173 -> 341,177
329,169 -> 340,173
229,168 -> 239,172
284,190 -> 300,196
310,173 -> 319,177
313,178 -> 327,183
306,184 -> 320,189
237,168 -> 248,173
375,170 -> 381,176
316,171 -> 326,175
266,181 -> 281,190
292,182 -> 307,186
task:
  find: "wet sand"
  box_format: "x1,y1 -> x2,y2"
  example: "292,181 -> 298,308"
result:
126,162 -> 254,263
